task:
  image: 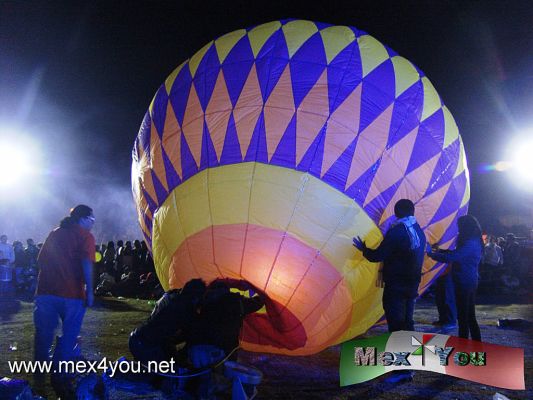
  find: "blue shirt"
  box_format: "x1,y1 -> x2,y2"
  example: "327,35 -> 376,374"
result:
428,238 -> 482,287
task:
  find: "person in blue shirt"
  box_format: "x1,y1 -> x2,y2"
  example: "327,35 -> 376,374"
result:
427,215 -> 483,341
353,199 -> 426,333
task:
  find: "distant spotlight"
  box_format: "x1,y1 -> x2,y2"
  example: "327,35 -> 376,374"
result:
513,143 -> 533,177
0,144 -> 31,187
0,127 -> 41,189
508,134 -> 533,191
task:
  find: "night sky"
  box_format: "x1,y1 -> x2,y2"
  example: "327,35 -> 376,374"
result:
1,0 -> 532,242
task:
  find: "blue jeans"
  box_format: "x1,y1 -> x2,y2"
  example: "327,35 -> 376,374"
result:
34,295 -> 86,364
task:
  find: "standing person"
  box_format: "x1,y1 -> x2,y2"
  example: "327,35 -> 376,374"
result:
13,241 -> 27,293
353,199 -> 426,383
33,205 -> 96,393
432,263 -> 457,331
353,199 -> 426,332
427,215 -> 483,341
25,238 -> 40,269
0,234 -> 16,298
103,241 -> 116,276
481,235 -> 503,287
503,233 -> 521,277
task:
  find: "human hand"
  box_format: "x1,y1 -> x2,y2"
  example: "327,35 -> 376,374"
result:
352,236 -> 365,251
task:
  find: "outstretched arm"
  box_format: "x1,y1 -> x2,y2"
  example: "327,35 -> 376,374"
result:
355,230 -> 396,263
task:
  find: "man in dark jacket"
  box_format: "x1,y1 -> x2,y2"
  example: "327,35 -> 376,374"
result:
353,199 -> 425,384
353,199 -> 426,333
129,278 -> 206,365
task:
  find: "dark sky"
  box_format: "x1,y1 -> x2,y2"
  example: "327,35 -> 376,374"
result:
1,0 -> 532,241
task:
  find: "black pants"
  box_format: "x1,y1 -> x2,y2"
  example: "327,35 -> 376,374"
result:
435,273 -> 457,324
454,284 -> 481,341
382,285 -> 417,332
128,332 -> 181,365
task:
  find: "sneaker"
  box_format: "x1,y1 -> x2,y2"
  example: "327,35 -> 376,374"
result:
439,323 -> 457,333
383,371 -> 414,384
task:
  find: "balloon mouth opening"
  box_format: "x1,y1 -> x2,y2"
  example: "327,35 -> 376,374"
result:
241,289 -> 308,351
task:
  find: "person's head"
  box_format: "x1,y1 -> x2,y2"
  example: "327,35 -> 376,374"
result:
489,235 -> 497,244
26,238 -> 34,246
134,240 -> 141,249
204,279 -> 230,302
107,241 -> 115,249
125,241 -> 132,249
394,199 -> 415,219
71,205 -> 95,230
181,278 -> 207,298
60,204 -> 95,230
0,235 -> 7,244
13,241 -> 23,251
506,233 -> 516,242
117,240 -> 124,248
457,215 -> 482,245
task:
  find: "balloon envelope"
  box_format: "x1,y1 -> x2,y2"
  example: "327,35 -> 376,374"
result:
132,20 -> 469,355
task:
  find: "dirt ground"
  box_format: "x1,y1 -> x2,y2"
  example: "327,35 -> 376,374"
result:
0,294 -> 531,399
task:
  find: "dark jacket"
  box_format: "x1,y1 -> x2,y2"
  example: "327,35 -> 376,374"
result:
362,222 -> 426,290
189,292 -> 264,354
428,238 -> 482,287
133,289 -> 198,346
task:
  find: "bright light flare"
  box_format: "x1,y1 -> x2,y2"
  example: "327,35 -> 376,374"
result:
508,134 -> 533,191
0,127 -> 42,189
0,145 -> 32,186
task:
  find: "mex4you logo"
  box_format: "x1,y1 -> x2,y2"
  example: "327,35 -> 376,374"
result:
339,331 -> 525,390
354,333 -> 485,367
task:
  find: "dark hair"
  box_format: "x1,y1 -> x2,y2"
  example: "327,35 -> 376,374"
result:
394,199 -> 415,218
203,279 -> 230,303
60,204 -> 93,227
181,278 -> 207,297
457,215 -> 483,247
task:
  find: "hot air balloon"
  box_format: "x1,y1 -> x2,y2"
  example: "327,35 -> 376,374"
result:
132,20 -> 469,355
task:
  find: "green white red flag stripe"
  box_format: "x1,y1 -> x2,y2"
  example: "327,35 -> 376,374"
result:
340,331 -> 524,390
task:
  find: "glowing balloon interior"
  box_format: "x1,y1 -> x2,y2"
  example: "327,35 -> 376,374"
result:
132,20 -> 469,355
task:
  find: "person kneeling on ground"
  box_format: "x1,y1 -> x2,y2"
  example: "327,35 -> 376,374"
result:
187,279 -> 265,398
188,279 -> 265,365
129,278 -> 207,368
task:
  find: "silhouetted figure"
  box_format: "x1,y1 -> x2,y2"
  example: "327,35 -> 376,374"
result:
353,199 -> 426,333
129,279 -> 206,365
427,215 -> 483,341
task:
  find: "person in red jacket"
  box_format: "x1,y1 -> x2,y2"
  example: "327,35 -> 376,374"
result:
33,205 -> 95,394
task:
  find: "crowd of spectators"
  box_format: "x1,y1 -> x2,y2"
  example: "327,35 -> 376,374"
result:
478,232 -> 531,293
0,235 -> 164,300
93,239 -> 163,299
